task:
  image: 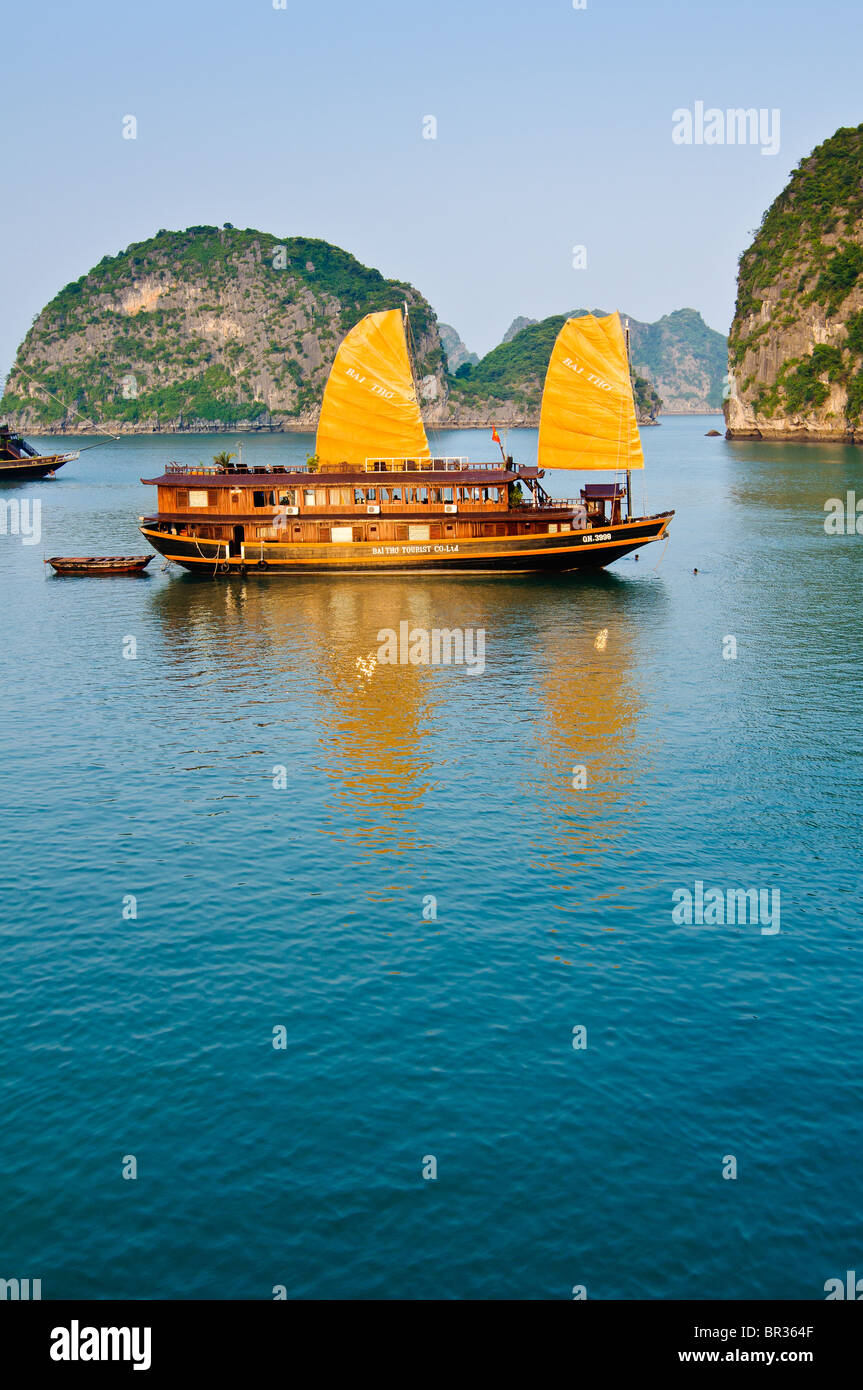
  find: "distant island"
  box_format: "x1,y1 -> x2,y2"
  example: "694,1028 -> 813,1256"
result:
726,123 -> 863,440
448,308 -> 727,420
1,225 -> 725,435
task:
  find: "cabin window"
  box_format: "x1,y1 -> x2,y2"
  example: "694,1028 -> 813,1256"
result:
339,487 -> 351,504
561,522 -> 571,532
472,487 -> 482,503
315,490 -> 327,506
366,488 -> 376,501
329,489 -> 341,505
353,488 -> 364,504
278,489 -> 296,506
548,523 -> 558,533
253,490 -> 275,508
417,487 -> 428,504
490,487 -> 500,502
408,524 -> 430,541
331,525 -> 353,543
304,489 -> 316,506
177,490 -> 189,506
188,489 -> 209,507
404,487 -> 414,503
380,488 -> 390,503
443,487 -> 454,503
391,487 -> 402,502
430,488 -> 442,504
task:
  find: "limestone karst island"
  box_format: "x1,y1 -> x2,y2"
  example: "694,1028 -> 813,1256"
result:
726,123 -> 863,441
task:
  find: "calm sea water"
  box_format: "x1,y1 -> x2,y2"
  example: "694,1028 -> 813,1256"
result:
1,417 -> 860,1300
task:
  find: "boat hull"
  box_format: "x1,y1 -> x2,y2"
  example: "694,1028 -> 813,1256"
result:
0,455 -> 74,482
141,514 -> 672,576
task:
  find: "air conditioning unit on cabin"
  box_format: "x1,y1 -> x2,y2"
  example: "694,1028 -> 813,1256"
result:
444,504 -> 458,514
282,506 -> 299,515
366,504 -> 381,515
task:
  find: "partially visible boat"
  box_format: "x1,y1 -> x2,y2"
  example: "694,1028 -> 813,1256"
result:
46,555 -> 152,576
0,424 -> 78,482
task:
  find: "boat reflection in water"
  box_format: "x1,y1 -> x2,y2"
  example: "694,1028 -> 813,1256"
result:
146,569 -> 665,922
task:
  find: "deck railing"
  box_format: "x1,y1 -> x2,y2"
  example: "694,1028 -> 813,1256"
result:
165,462 -> 295,476
362,457 -> 472,473
164,458 -> 520,479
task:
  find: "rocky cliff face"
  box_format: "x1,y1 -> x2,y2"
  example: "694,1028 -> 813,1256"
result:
725,124 -> 863,440
0,226 -> 448,434
502,316 -> 538,344
626,309 -> 728,412
437,323 -> 478,372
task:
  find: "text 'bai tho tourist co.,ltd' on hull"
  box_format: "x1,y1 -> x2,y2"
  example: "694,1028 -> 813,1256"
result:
139,307 -> 673,576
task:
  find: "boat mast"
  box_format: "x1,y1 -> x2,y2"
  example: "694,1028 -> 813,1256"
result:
624,317 -> 633,521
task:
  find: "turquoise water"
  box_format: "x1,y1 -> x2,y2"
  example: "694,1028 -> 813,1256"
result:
1,416 -> 860,1300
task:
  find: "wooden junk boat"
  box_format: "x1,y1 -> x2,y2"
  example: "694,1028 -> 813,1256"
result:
0,424 -> 78,482
46,555 -> 152,576
140,309 -> 673,576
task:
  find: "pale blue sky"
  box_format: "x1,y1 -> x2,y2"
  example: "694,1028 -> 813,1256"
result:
2,0 -> 860,378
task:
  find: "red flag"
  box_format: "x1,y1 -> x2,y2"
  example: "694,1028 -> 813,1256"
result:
491,427 -> 501,445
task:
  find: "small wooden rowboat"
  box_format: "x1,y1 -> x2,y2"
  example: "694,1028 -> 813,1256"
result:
46,555 -> 153,576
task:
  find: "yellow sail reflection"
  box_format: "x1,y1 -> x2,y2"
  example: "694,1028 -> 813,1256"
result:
537,311 -> 644,472
529,591 -> 650,928
302,580 -> 442,855
315,308 -> 431,467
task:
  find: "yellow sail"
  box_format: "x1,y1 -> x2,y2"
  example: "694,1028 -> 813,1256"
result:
537,312 -> 644,471
315,308 -> 431,467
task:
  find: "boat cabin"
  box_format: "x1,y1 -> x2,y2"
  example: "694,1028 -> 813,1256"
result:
141,455 -> 585,555
0,424 -> 40,461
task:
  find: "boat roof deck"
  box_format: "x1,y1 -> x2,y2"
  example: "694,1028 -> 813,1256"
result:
142,463 -> 538,486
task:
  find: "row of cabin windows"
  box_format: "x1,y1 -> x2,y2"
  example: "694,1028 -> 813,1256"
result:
251,522 -> 505,541
175,485 -> 504,511
176,488 -> 282,509
296,486 -> 502,507
237,520 -> 573,540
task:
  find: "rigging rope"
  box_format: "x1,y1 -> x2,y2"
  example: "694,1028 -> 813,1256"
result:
10,363 -> 122,452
